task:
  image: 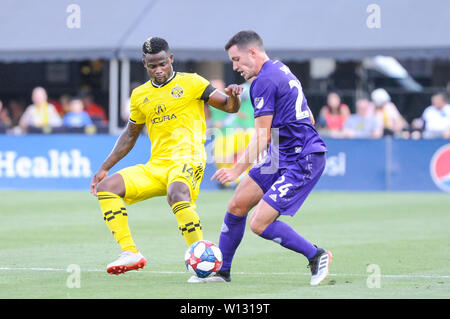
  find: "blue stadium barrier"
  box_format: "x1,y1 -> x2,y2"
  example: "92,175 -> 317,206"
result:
0,135 -> 449,192
316,138 -> 450,192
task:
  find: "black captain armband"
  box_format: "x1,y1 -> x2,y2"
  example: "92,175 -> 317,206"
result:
200,84 -> 216,102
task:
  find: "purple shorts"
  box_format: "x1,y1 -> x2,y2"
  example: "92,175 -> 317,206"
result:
248,152 -> 326,216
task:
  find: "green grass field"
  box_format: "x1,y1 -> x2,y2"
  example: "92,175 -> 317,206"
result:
0,190 -> 449,299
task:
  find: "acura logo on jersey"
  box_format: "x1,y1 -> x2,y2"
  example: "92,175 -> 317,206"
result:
171,86 -> 184,98
254,97 -> 264,109
151,113 -> 177,124
154,104 -> 166,115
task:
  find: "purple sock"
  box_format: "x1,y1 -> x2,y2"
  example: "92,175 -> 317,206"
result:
260,220 -> 317,259
219,212 -> 247,271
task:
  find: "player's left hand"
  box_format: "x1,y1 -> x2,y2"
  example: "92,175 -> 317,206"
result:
224,84 -> 243,97
211,167 -> 241,184
90,168 -> 108,196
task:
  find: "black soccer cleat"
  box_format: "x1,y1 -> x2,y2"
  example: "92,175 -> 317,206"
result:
214,269 -> 232,282
307,247 -> 332,286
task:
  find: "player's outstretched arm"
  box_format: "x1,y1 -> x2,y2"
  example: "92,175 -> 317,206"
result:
207,84 -> 243,113
90,121 -> 144,195
212,115 -> 273,184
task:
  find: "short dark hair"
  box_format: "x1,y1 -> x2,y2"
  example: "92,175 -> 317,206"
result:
71,96 -> 83,102
225,30 -> 264,51
142,37 -> 169,55
433,92 -> 449,102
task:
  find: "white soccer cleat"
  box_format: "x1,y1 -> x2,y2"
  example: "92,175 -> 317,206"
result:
106,251 -> 147,275
308,248 -> 332,286
187,275 -> 227,283
187,270 -> 231,283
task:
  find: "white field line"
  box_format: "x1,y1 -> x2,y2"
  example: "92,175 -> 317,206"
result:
0,267 -> 449,279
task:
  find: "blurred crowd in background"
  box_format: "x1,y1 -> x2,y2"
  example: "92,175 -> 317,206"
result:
0,86 -> 108,134
1,81 -> 449,139
317,89 -> 450,139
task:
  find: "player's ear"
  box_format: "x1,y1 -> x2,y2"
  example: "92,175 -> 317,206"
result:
169,53 -> 174,64
248,47 -> 258,58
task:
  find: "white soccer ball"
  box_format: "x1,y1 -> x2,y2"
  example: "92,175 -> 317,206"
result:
184,240 -> 223,278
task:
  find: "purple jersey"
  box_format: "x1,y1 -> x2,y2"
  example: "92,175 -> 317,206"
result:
250,60 -> 327,162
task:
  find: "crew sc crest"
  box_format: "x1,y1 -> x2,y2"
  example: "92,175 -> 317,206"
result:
171,86 -> 184,98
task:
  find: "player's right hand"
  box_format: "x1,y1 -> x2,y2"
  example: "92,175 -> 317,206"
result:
211,167 -> 241,184
90,168 -> 108,196
224,84 -> 243,97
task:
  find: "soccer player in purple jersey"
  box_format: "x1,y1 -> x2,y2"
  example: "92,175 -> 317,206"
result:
196,30 -> 332,285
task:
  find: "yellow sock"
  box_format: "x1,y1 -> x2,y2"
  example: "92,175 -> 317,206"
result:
97,192 -> 138,253
171,201 -> 203,246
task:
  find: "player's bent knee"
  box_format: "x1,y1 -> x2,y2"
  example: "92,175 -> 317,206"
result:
96,174 -> 125,197
249,217 -> 265,235
95,180 -> 108,193
227,196 -> 250,217
167,182 -> 191,206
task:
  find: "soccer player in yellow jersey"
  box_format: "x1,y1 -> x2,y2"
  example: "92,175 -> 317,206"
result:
90,37 -> 243,275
